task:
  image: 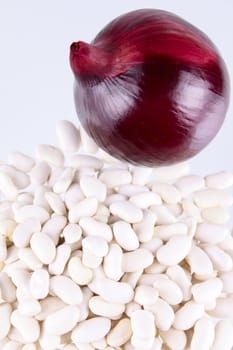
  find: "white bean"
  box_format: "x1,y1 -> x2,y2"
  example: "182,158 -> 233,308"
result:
63,345 -> 79,350
202,207 -> 230,224
195,222 -> 229,244
152,182 -> 181,204
79,217 -> 112,242
175,175 -> 205,197
105,193 -> 127,206
82,236 -> 108,257
42,215 -> 67,245
150,205 -> 176,224
89,277 -> 133,304
50,275 -> 83,305
53,167 -> 74,193
4,244 -> 18,264
5,261 -> 28,278
173,301 -> 205,330
36,296 -> 66,321
141,237 -> 163,254
99,168 -> 132,188
0,218 -> 16,238
166,265 -> 192,301
134,285 -> 159,306
72,317 -> 111,344
30,161 -> 51,185
156,235 -> 192,266
93,204 -> 109,223
14,204 -> 49,224
45,192 -> 66,215
151,162 -> 190,181
39,329 -> 61,350
133,209 -> 157,243
36,144 -> 64,167
11,310 -> 40,343
160,328 -> 187,350
103,243 -> 123,281
139,273 -> 166,287
154,223 -> 188,240
69,198 -> 98,223
118,184 -> 149,196
89,296 -> 125,318
122,248 -> 153,272
8,268 -> 30,291
186,245 -> 213,276
0,303 -> 12,340
30,232 -> 56,264
204,245 -> 233,271
220,271 -> 233,293
91,337 -> 107,349
130,191 -> 162,208
209,297 -> 233,318
63,223 -> 82,244
122,270 -> 143,289
190,317 -> 215,350
3,341 -> 21,350
68,256 -> 93,285
33,185 -> 51,212
165,203 -> 183,217
17,192 -> 33,204
80,175 -> 106,202
132,167 -> 152,185
44,305 -> 80,335
131,310 -> 155,349
49,243 -> 71,275
21,344 -> 38,350
80,127 -> 98,154
12,218 -> 41,248
0,235 -> 7,261
56,120 -> 81,153
82,250 -> 102,269
145,297 -> 174,331
211,320 -> 233,350
153,278 -> 183,305
182,199 -> 202,222
0,172 -> 18,200
29,269 -> 50,299
18,298 -> 41,316
67,154 -> 103,170
8,151 -> 35,173
109,200 -> 143,224
107,318 -> 132,347
194,189 -> 233,208
0,164 -> 30,189
125,301 -> 141,318
0,272 -> 16,302
64,183 -> 85,209
78,287 -> 93,322
192,278 -> 223,305
145,261 -> 166,274
218,234 -> 233,251
205,170 -> 233,189
113,221 -> 139,251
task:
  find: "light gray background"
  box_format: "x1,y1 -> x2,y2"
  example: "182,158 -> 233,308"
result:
0,0 -> 232,175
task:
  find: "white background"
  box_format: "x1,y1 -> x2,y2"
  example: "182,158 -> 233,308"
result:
0,0 -> 232,175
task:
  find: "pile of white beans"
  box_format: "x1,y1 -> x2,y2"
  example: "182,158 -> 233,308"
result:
0,120 -> 233,350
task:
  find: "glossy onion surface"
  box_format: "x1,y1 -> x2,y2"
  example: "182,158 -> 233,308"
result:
70,9 -> 230,166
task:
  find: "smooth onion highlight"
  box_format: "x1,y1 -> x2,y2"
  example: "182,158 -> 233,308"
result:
70,9 -> 230,166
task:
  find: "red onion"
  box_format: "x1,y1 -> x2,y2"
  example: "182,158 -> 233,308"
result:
70,9 -> 230,166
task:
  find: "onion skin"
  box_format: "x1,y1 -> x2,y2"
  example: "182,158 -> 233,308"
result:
70,9 -> 230,166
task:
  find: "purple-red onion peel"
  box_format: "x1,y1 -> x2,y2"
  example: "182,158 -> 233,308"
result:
70,9 -> 230,166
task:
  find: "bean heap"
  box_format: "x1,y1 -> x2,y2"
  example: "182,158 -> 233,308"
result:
0,120 -> 233,350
